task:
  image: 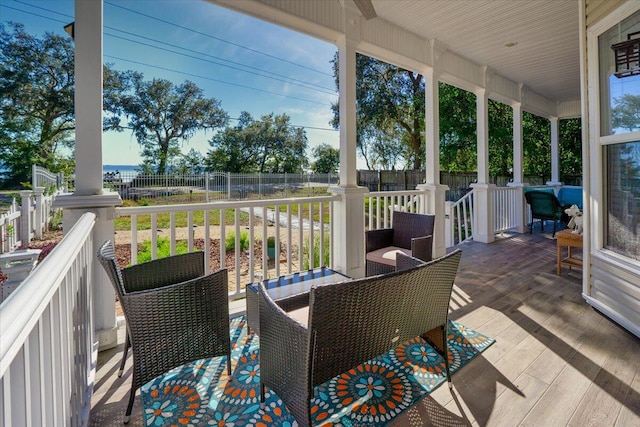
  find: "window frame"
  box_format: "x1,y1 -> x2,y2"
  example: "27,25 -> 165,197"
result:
587,2 -> 640,267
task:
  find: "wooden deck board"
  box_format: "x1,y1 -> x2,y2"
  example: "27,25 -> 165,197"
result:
90,231 -> 640,426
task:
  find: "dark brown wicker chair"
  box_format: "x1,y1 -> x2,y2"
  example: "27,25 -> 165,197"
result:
97,241 -> 231,424
258,249 -> 461,427
365,210 -> 435,276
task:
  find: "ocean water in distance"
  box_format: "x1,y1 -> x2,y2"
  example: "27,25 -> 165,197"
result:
103,164 -> 138,183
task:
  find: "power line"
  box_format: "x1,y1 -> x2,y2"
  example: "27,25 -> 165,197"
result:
105,54 -> 330,107
227,116 -> 337,133
7,1 -> 337,95
104,0 -> 334,78
104,30 -> 336,95
1,3 -> 69,25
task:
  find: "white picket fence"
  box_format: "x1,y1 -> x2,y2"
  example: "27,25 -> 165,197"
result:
0,189 -> 59,254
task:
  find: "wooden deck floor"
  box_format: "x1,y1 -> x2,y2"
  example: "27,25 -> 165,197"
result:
89,231 -> 640,426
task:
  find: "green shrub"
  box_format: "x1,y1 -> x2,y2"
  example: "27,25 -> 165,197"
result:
225,230 -> 250,251
302,232 -> 330,270
136,237 -> 189,264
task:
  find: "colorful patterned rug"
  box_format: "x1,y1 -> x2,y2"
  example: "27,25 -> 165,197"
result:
141,316 -> 494,426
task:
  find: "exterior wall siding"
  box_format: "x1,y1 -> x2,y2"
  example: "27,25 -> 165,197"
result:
590,256 -> 640,336
491,74 -> 521,103
556,100 -> 581,118
586,0 -> 626,27
584,0 -> 640,338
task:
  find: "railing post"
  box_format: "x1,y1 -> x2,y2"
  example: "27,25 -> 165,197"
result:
445,201 -> 453,248
416,183 -> 448,258
32,164 -> 37,189
470,183 -> 496,243
507,182 -> 526,233
19,190 -> 32,246
33,187 -> 45,239
205,172 -> 210,202
227,172 -> 232,200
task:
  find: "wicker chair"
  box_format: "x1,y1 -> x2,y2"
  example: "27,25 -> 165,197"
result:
258,249 -> 462,427
97,241 -> 231,424
524,190 -> 565,237
365,210 -> 435,276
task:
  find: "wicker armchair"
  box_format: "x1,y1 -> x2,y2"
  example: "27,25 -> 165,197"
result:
97,241 -> 231,424
365,210 -> 435,276
258,249 -> 461,427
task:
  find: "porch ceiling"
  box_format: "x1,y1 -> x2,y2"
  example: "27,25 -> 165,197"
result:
370,0 -> 580,103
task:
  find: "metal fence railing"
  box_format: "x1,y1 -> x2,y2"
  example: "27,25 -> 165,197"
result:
103,171 -> 339,202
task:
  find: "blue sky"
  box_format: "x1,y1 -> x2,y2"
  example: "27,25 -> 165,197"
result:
1,0 -> 340,167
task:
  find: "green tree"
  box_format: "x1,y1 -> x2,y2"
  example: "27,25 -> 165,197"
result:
523,112 -> 551,179
439,83 -> 477,172
174,148 -> 205,174
488,100 -> 514,177
206,112 -> 308,173
0,23 -> 75,187
104,71 -> 228,174
559,118 -> 582,181
612,94 -> 640,132
311,143 -> 339,173
331,53 -> 425,170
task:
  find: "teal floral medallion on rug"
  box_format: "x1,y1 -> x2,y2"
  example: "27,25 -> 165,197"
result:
141,316 -> 494,426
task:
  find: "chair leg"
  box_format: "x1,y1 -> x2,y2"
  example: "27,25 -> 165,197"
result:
226,356 -> 232,376
441,325 -> 452,389
124,386 -> 136,424
259,382 -> 266,404
552,219 -> 557,238
118,333 -> 130,378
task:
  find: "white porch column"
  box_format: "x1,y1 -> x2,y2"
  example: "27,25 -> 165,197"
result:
512,103 -> 523,185
54,0 -> 122,351
508,102 -> 527,233
547,116 -> 562,186
328,21 -> 367,279
472,88 -> 495,243
416,66 -> 447,258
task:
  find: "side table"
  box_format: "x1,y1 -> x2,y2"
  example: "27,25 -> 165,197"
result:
556,229 -> 583,275
245,267 -> 351,335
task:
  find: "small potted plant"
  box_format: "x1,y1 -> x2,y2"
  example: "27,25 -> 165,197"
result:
266,236 -> 278,260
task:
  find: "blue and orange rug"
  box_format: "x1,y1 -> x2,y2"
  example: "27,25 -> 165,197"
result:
141,316 -> 494,426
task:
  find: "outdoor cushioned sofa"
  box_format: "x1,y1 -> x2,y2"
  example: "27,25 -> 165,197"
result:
257,249 -> 462,427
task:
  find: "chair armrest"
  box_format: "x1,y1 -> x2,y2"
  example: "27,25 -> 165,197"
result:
366,228 -> 394,253
122,269 -> 230,390
258,281 -> 310,425
395,252 -> 425,271
121,251 -> 205,292
411,235 -> 434,262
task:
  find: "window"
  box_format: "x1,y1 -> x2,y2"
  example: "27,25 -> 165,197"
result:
606,142 -> 640,260
600,10 -> 640,260
599,13 -> 640,136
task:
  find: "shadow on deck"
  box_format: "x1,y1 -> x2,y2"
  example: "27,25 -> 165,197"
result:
89,230 -> 640,426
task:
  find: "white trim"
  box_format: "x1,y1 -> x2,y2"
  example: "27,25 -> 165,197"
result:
600,130 -> 640,145
583,294 -> 640,338
592,248 -> 640,273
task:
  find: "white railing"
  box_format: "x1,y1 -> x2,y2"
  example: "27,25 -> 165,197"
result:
365,190 -> 427,230
115,195 -> 338,300
32,165 -> 65,192
0,189 -> 59,254
493,186 -> 521,233
0,198 -> 22,253
446,190 -> 474,247
0,212 -> 96,426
